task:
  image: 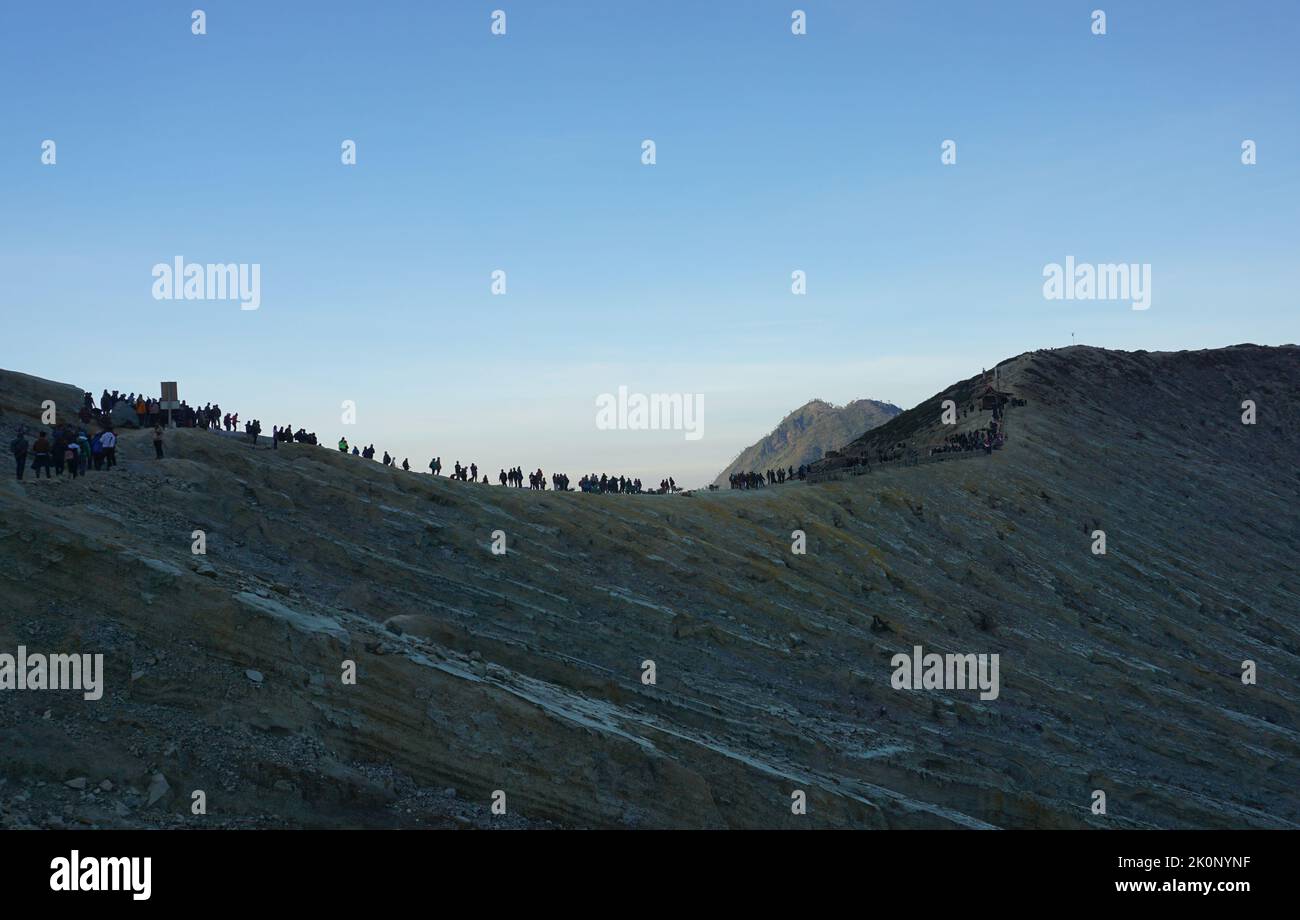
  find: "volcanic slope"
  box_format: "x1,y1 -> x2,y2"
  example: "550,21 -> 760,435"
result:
0,344 -> 1297,829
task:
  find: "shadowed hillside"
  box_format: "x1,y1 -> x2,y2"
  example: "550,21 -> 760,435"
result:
713,398 -> 900,486
1,344 -> 1297,829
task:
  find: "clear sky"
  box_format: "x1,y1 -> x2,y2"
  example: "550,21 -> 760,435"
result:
1,1 -> 1296,487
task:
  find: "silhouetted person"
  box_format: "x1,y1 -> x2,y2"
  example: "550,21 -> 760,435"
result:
10,431 -> 28,480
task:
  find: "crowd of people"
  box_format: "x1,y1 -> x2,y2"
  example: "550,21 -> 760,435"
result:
325,438 -> 677,494
89,389 -> 234,431
90,389 -> 163,426
498,467 -> 546,488
9,421 -> 167,479
13,387 -> 690,494
874,443 -> 909,464
10,427 -> 113,479
11,387 -> 224,479
576,474 -> 673,494
839,390 -> 1023,471
275,425 -> 317,446
929,418 -> 1004,457
727,465 -> 809,489
13,380 -> 1030,491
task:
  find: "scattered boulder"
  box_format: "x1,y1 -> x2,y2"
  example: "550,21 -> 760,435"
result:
194,561 -> 218,578
145,772 -> 170,807
110,400 -> 140,429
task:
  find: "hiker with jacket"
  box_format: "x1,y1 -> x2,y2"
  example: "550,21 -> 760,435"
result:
11,432 -> 28,480
100,429 -> 117,469
31,432 -> 52,478
153,425 -> 164,459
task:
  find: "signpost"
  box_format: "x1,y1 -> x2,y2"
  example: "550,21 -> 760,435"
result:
160,381 -> 179,427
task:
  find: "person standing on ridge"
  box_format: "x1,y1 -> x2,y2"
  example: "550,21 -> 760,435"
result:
10,430 -> 28,480
153,424 -> 165,459
76,431 -> 90,475
52,430 -> 68,475
63,437 -> 80,478
31,432 -> 52,478
100,428 -> 117,469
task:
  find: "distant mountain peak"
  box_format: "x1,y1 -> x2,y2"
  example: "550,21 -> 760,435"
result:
713,397 -> 901,485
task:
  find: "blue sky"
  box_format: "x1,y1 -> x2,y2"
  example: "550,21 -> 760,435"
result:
1,1 -> 1296,486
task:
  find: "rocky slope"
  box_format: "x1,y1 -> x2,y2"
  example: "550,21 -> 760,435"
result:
1,344 -> 1297,829
713,398 -> 900,486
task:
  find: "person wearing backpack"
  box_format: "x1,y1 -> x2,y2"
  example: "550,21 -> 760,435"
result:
11,431 -> 28,480
64,438 -> 80,478
76,432 -> 91,474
